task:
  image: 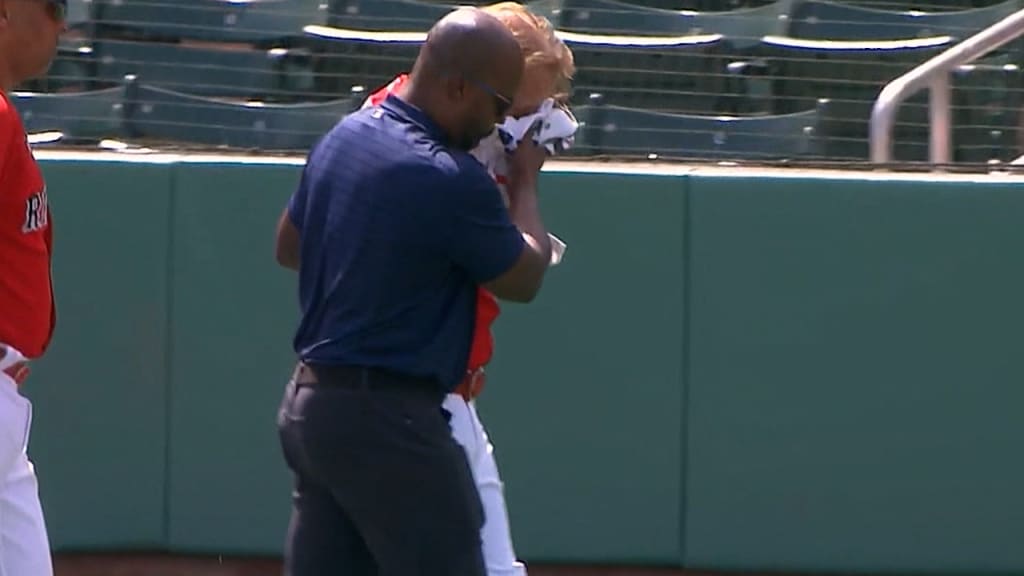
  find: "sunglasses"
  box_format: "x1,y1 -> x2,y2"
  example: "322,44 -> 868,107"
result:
465,76 -> 513,118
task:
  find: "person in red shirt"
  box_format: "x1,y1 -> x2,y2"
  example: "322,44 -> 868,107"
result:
361,4 -> 574,574
0,1 -> 66,574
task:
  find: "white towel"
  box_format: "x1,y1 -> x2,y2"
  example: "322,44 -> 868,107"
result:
497,98 -> 579,156
492,99 -> 576,266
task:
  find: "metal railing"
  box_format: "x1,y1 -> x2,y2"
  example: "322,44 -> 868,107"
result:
870,7 -> 1024,165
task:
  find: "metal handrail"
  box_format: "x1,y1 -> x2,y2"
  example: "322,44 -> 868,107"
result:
869,8 -> 1024,165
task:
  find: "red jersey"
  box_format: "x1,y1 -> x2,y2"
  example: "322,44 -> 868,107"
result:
364,75 -> 501,372
0,93 -> 55,359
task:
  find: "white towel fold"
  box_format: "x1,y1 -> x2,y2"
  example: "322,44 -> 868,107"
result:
497,98 -> 579,156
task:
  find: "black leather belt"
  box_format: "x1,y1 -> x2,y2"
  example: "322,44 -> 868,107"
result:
292,362 -> 441,397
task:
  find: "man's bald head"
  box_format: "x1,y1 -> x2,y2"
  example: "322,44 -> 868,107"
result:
397,7 -> 525,150
415,8 -> 523,84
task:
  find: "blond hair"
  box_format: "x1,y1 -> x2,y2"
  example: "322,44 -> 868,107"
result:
482,2 -> 575,102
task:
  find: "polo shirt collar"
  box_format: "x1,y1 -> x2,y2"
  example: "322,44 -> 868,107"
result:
380,94 -> 450,144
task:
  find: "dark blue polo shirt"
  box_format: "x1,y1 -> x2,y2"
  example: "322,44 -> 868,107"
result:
287,94 -> 525,391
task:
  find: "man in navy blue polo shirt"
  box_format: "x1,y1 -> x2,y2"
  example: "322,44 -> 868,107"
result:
273,7 -> 553,576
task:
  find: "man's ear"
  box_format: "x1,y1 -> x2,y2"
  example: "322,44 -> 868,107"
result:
0,0 -> 8,27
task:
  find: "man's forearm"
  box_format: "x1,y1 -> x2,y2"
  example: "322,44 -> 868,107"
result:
508,177 -> 552,264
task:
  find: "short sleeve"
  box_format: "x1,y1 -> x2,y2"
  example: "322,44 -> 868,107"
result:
445,162 -> 525,284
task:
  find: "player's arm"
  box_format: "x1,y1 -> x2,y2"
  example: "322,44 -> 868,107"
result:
446,151 -> 550,304
483,127 -> 552,302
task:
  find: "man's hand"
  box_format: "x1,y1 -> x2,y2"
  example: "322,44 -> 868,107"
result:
483,121 -> 552,303
506,120 -> 548,189
0,347 -> 29,385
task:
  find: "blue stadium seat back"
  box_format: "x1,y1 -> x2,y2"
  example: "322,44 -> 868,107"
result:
328,0 -> 453,32
951,56 -> 1024,163
573,100 -> 826,160
11,84 -> 127,142
686,0 -> 793,50
789,0 -> 1022,42
123,83 -> 352,151
302,32 -> 422,100
759,36 -> 953,159
762,35 -> 954,110
545,0 -> 695,35
566,35 -> 730,115
620,0 -> 771,9
93,0 -> 328,44
66,0 -> 93,29
92,40 -> 315,100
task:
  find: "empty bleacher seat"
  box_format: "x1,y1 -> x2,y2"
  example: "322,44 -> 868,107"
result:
573,97 -> 828,160
11,84 -> 128,143
687,0 -> 793,51
123,81 -> 353,150
564,33 -> 730,115
543,0 -> 694,36
66,0 -> 93,30
92,40 -> 316,100
328,0 -> 453,31
545,0 -> 791,46
789,0 -> 1022,42
302,28 -> 423,99
952,57 -> 1024,163
755,35 -> 956,159
93,0 -> 328,45
621,0 -> 774,10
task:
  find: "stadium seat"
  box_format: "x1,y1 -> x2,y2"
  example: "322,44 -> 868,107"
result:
122,81 -> 353,151
66,0 -> 92,30
11,84 -> 128,143
572,96 -> 828,160
754,35 -> 956,159
92,0 -> 328,45
301,29 -> 422,99
952,57 -> 1024,163
623,0 -> 773,9
564,34 -> 730,115
328,0 -> 453,31
92,40 -> 316,101
788,0 -> 1023,42
540,0 -> 791,44
686,0 -> 793,51
542,0 -> 694,35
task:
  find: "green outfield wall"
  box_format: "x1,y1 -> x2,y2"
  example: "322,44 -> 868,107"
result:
23,156 -> 1024,575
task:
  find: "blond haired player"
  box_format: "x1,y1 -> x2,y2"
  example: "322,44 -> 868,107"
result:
362,4 -> 575,575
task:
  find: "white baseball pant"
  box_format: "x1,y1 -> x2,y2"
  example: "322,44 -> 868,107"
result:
443,393 -> 526,576
0,370 -> 52,576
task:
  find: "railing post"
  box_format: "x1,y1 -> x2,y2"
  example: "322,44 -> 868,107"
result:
929,74 -> 953,166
